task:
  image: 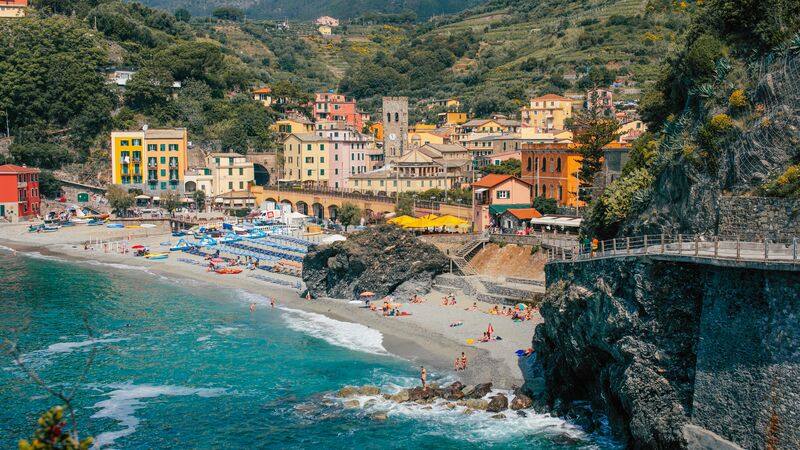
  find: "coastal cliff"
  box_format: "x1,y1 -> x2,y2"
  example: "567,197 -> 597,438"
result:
532,258 -> 800,449
302,225 -> 449,299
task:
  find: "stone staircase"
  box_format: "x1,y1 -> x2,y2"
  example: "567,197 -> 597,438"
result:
449,235 -> 489,276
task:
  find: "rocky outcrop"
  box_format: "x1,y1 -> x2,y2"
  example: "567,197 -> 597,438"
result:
532,258 -> 704,448
533,257 -> 800,449
486,394 -> 508,413
302,225 -> 449,299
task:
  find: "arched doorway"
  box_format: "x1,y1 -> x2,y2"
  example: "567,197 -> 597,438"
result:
280,200 -> 292,212
185,181 -> 197,192
265,197 -> 277,204
328,205 -> 339,221
253,163 -> 270,186
296,201 -> 309,215
312,203 -> 324,219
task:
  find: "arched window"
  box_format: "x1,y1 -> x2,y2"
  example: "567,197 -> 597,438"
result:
550,184 -> 554,198
394,112 -> 399,122
556,158 -> 562,173
558,185 -> 563,200
526,157 -> 532,171
387,113 -> 391,122
550,158 -> 555,173
541,158 -> 547,172
541,184 -> 547,198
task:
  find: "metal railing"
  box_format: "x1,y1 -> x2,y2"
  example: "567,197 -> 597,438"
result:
548,234 -> 800,264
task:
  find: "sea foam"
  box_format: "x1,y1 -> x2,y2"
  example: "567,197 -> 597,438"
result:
90,382 -> 227,449
235,290 -> 388,356
280,306 -> 388,356
18,334 -> 128,370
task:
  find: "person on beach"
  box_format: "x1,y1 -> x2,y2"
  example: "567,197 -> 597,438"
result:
420,366 -> 427,388
306,292 -> 311,301
461,352 -> 468,370
454,357 -> 461,371
270,297 -> 275,308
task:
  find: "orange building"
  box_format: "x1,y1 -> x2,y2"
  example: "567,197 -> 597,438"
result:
0,0 -> 27,18
520,143 -> 584,208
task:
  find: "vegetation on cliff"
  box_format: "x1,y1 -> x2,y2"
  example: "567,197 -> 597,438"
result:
583,0 -> 800,239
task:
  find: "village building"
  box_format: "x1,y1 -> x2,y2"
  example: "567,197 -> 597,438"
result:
315,16 -> 339,27
498,207 -> 543,231
0,164 -> 40,222
110,128 -> 188,194
184,152 -> 254,199
601,142 -> 631,188
617,120 -> 646,144
282,133 -> 330,188
272,115 -> 315,138
471,174 -> 533,231
520,94 -> 574,131
0,0 -> 27,18
454,118 -> 522,144
318,25 -> 332,36
477,150 -> 522,168
313,92 -> 364,130
314,127 -> 379,189
438,111 -> 469,127
426,98 -> 461,110
587,88 -> 614,116
519,143 -> 585,208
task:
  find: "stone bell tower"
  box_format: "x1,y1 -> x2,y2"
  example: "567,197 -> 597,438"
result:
382,96 -> 408,164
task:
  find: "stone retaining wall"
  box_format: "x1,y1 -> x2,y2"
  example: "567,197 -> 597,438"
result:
717,196 -> 800,241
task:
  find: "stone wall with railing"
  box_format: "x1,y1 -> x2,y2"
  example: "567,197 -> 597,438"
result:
717,196 -> 800,241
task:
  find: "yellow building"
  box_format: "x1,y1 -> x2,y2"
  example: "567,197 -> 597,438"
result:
184,153 -> 255,198
438,111 -> 469,127
368,122 -> 384,141
409,130 -> 447,148
0,0 -> 27,18
427,98 -> 461,110
283,133 -> 329,187
110,128 -> 188,193
272,116 -> 315,138
520,94 -> 574,131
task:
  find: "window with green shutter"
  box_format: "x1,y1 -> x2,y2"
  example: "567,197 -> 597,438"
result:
239,168 -> 243,175
160,144 -> 165,151
161,169 -> 166,177
228,182 -> 233,190
160,157 -> 166,164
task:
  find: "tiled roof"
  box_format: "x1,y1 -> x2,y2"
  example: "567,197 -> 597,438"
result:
508,208 -> 543,220
472,174 -> 530,188
0,164 -> 40,174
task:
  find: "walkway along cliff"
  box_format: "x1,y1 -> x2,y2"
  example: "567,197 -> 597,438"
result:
530,254 -> 800,449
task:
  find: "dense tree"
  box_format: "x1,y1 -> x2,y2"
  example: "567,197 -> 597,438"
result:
532,196 -> 558,215
161,191 -> 181,217
338,203 -> 362,231
481,159 -> 521,177
174,8 -> 191,22
125,67 -> 175,112
212,6 -> 245,22
106,185 -> 134,216
38,171 -> 63,199
395,196 -> 414,217
192,189 -> 206,211
9,143 -> 74,170
0,17 -> 114,152
572,116 -> 620,201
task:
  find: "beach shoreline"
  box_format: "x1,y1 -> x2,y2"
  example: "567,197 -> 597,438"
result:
0,223 -> 538,389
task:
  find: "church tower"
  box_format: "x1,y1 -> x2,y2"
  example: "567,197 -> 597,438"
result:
382,97 -> 408,164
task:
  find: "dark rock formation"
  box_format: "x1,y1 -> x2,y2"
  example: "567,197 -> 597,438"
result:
467,382 -> 493,399
486,393 -> 508,413
533,258 -> 704,448
533,257 -> 800,449
510,394 -> 532,410
302,225 -> 449,299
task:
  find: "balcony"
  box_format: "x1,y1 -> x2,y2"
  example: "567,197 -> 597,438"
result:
148,179 -> 158,185
147,163 -> 157,169
169,163 -> 178,169
132,157 -> 142,163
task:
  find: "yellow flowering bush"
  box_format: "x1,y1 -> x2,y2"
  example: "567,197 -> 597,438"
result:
728,89 -> 747,109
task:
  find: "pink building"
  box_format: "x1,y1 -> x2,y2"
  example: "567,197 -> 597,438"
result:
472,174 -> 533,231
587,88 -> 614,116
314,92 -> 364,130
314,128 -> 378,189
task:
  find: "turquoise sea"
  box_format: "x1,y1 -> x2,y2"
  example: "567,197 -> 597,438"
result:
0,249 -> 613,449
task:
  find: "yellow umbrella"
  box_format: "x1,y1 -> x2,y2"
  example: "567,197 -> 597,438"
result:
388,215 -> 414,225
431,215 -> 467,227
420,214 -> 438,220
403,218 -> 438,229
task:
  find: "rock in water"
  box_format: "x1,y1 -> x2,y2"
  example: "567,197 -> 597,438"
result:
510,394 -> 533,410
487,394 -> 508,413
390,390 -> 410,403
302,225 -> 449,299
467,383 -> 493,399
358,385 -> 380,396
464,399 -> 489,410
337,386 -> 358,398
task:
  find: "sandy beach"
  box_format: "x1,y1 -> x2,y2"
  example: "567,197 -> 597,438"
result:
0,222 -> 540,388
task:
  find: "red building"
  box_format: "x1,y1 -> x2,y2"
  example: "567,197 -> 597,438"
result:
0,164 -> 41,222
313,92 -> 364,130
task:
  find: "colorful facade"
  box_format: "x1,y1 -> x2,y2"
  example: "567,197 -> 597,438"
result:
471,174 -> 533,231
184,153 -> 255,198
521,94 -> 574,131
110,128 -> 188,193
283,133 -> 330,187
313,92 -> 363,130
520,143 -> 584,208
0,0 -> 27,18
0,164 -> 40,222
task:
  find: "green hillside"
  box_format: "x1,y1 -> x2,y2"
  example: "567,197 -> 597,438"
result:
137,0 -> 483,20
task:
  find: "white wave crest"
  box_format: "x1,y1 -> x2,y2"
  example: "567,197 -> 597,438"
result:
332,388 -> 593,445
280,306 -> 387,356
90,382 -> 227,449
19,335 -> 128,370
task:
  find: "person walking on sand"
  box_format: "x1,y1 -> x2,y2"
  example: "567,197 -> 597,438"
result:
460,352 -> 468,370
420,366 -> 427,388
